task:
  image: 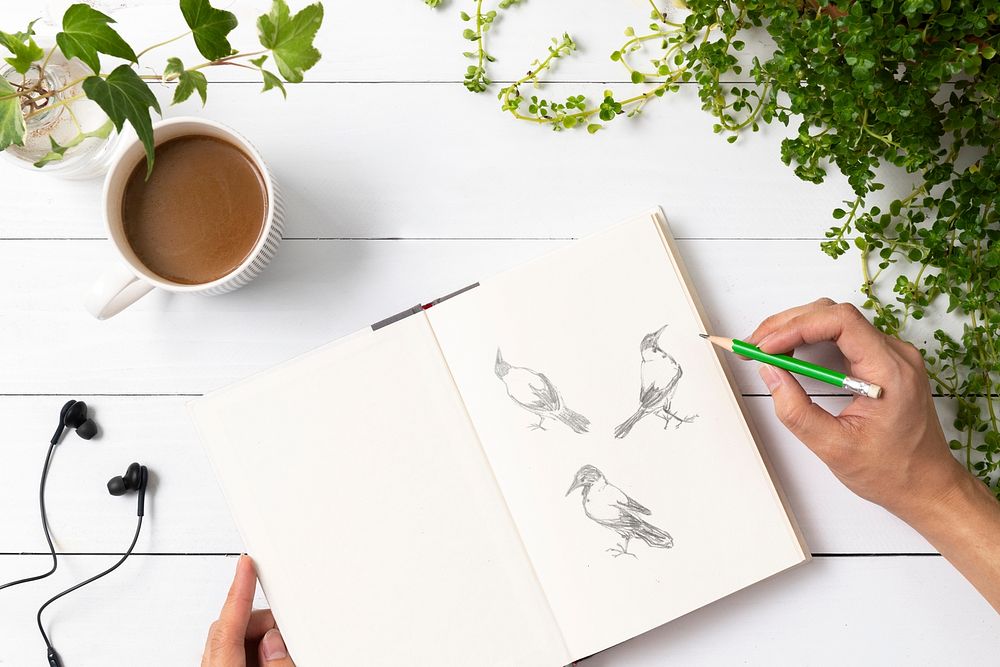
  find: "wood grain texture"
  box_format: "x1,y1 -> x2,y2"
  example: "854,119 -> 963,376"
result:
0,238 -> 868,394
0,83 -> 921,240
0,1 -> 990,663
20,0 -> 773,83
1,395 -> 940,556
0,555 -> 995,665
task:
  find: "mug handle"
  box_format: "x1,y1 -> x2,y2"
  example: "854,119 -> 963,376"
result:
85,262 -> 155,320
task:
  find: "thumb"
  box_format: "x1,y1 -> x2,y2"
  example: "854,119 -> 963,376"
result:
258,627 -> 296,666
759,366 -> 842,454
204,555 -> 256,665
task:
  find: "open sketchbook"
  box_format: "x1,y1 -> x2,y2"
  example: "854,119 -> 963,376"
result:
189,209 -> 809,666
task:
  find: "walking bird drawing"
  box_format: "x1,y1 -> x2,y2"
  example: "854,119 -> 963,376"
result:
614,325 -> 697,439
495,349 -> 590,433
565,465 -> 674,558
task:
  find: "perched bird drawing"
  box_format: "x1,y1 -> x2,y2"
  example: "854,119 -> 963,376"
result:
565,465 -> 674,558
614,325 -> 697,439
494,348 -> 590,433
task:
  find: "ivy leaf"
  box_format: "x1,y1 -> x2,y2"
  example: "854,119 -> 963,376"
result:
56,4 -> 136,75
0,77 -> 26,151
257,0 -> 323,83
250,55 -> 286,98
82,65 -> 161,175
33,119 -> 114,168
261,69 -> 286,97
165,57 -> 208,105
177,70 -> 208,105
0,30 -> 45,75
180,0 -> 238,61
11,18 -> 40,44
163,57 -> 185,80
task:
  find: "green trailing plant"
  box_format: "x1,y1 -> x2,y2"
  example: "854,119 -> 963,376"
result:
460,0 -> 526,92
438,0 -> 1000,497
0,0 -> 324,171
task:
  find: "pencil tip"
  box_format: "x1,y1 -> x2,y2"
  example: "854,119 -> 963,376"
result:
698,333 -> 709,339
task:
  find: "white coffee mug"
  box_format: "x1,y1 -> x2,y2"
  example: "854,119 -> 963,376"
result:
85,117 -> 285,320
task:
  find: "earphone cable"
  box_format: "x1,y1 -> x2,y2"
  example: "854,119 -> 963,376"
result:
36,514 -> 143,650
0,442 -> 59,592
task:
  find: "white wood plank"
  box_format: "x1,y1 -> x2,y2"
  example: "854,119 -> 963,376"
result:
0,554 -> 253,666
0,395 -> 955,555
0,82 -> 920,240
0,238 -> 871,393
15,0 -> 771,83
0,396 -> 241,554
0,555 -> 994,665
588,555 -> 1000,666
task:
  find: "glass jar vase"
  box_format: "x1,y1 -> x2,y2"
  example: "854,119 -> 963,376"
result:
1,41 -> 121,179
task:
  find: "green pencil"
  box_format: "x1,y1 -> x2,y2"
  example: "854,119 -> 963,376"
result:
700,334 -> 883,399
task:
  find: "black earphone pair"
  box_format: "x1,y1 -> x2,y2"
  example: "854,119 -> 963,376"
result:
1,400 -> 151,667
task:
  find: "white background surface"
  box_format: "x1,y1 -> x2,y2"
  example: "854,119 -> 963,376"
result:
0,1 -> 996,665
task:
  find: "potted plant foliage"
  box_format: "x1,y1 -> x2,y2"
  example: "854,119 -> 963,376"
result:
0,0 -> 323,177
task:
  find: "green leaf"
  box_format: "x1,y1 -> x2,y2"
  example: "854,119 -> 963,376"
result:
261,68 -> 286,97
166,57 -> 208,105
247,54 -> 286,97
177,69 -> 208,105
11,18 -> 39,44
164,57 -> 185,80
180,0 -> 238,61
33,118 -> 114,167
0,77 -> 26,150
82,65 -> 161,175
56,4 -> 136,75
257,0 -> 323,83
0,31 -> 45,75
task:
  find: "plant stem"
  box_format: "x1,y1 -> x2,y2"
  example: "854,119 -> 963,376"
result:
64,101 -> 83,133
476,0 -> 486,73
140,50 -> 272,82
135,31 -> 192,60
39,45 -> 56,72
24,93 -> 84,120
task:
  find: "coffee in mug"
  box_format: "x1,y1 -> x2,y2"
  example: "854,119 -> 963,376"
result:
121,135 -> 268,285
86,117 -> 285,320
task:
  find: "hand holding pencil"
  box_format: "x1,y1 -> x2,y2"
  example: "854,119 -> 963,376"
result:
732,298 -> 1000,614
726,297 -> 957,515
701,334 -> 883,399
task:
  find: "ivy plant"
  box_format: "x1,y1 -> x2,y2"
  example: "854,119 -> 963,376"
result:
433,0 -> 1000,497
0,0 -> 324,171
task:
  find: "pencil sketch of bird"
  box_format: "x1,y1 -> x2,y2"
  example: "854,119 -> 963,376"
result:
565,465 -> 674,558
494,348 -> 590,433
614,325 -> 697,439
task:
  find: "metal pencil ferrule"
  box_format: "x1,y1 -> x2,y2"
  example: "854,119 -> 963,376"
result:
844,376 -> 883,399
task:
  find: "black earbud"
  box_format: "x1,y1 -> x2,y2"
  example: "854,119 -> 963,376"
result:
27,403 -> 155,667
107,462 -> 149,516
49,400 -> 98,445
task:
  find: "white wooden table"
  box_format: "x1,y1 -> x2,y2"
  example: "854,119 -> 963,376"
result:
1,1 -> 997,665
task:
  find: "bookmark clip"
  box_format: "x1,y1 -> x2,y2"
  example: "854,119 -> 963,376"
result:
370,283 -> 480,331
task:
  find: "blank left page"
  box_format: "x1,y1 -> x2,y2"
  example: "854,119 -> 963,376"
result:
189,313 -> 568,667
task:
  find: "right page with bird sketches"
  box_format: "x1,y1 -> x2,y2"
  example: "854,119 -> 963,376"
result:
425,209 -> 809,661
